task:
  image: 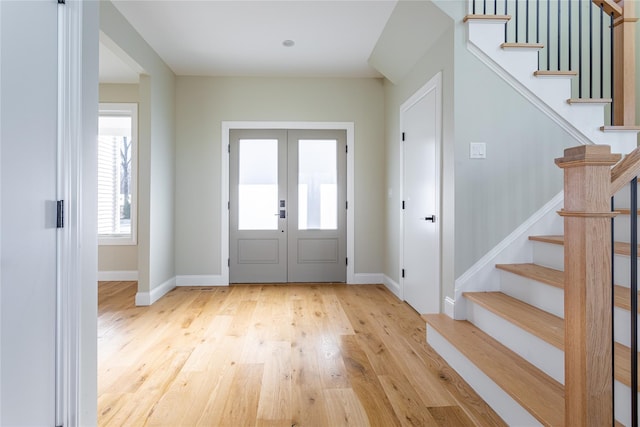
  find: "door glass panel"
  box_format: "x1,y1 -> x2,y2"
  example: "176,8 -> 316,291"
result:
298,139 -> 337,230
238,139 -> 278,230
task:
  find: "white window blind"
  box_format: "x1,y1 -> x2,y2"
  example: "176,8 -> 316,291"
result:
98,103 -> 137,245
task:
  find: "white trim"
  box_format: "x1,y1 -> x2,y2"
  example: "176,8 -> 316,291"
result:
97,102 -> 138,246
176,275 -> 229,286
56,1 -> 83,425
444,297 -> 455,319
383,275 -> 401,299
399,72 -> 443,313
221,121 -> 355,284
351,273 -> 384,285
453,191 -> 564,319
97,270 -> 138,281
135,277 -> 176,306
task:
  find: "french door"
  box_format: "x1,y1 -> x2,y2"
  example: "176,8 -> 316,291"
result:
229,129 -> 346,283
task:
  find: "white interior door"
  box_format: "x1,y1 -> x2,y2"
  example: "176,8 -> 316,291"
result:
229,129 -> 346,283
401,74 -> 442,314
1,1 -> 58,424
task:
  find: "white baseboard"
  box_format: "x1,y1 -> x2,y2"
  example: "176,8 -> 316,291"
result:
97,270 -> 138,281
350,273 -> 383,285
135,276 -> 176,306
383,275 -> 401,299
444,297 -> 455,319
176,275 -> 228,286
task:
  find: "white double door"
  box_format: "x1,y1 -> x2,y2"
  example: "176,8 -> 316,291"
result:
230,129 -> 347,283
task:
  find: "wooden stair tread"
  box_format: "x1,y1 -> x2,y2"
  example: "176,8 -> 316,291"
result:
615,341 -> 640,388
601,125 -> 640,132
463,291 -> 565,350
464,291 -> 640,386
424,313 -> 564,427
496,263 -> 639,313
463,14 -> 511,22
616,208 -> 640,215
501,42 -> 544,50
496,263 -> 563,288
567,98 -> 612,104
533,70 -> 578,77
529,234 -> 640,256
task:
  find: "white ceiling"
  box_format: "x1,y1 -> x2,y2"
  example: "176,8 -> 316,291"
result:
99,0 -> 398,83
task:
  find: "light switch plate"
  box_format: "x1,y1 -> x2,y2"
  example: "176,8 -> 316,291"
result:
470,142 -> 486,159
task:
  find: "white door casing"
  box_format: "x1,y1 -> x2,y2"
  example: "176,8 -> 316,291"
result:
400,72 -> 442,314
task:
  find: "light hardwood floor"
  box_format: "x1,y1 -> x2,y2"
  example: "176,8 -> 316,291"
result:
98,282 -> 505,426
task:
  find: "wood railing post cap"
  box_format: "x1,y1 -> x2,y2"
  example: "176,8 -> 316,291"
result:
555,145 -> 621,167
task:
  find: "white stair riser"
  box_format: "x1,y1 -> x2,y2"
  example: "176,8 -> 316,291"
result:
614,307 -> 640,349
531,241 -> 564,270
499,271 -> 564,318
613,215 -> 640,244
614,381 -> 640,427
613,255 -> 639,288
466,301 -> 564,384
426,325 -> 542,427
613,183 -> 639,210
532,240 -> 638,287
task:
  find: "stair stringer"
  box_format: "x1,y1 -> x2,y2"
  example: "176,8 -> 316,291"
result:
466,19 -> 638,155
452,192 -> 563,319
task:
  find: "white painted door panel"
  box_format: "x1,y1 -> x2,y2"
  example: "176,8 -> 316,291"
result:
402,76 -> 441,314
1,0 -> 58,424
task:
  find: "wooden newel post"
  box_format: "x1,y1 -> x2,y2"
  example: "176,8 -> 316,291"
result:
556,145 -> 621,426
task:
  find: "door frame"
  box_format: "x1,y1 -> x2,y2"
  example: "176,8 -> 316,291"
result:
398,72 -> 442,307
221,121 -> 355,284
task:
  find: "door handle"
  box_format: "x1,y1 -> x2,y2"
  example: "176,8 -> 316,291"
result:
424,215 -> 436,222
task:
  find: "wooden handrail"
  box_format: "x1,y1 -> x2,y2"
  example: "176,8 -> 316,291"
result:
611,146 -> 640,195
595,0 -> 623,18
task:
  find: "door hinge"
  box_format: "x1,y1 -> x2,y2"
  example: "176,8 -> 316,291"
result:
346,257 -> 348,266
346,145 -> 348,153
402,200 -> 405,210
402,132 -> 405,141
228,144 -> 230,153
402,269 -> 405,278
228,201 -> 230,210
56,200 -> 64,228
228,258 -> 230,267
345,201 -> 348,210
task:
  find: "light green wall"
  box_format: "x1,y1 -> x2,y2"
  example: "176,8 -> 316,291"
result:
98,83 -> 139,273
100,1 -> 176,294
381,0 -> 582,302
175,76 -> 385,276
383,22 -> 456,302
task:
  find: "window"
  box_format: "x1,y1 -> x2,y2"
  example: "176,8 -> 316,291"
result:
98,103 -> 137,245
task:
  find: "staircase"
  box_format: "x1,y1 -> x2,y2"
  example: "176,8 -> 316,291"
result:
423,6 -> 640,426
425,205 -> 640,425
